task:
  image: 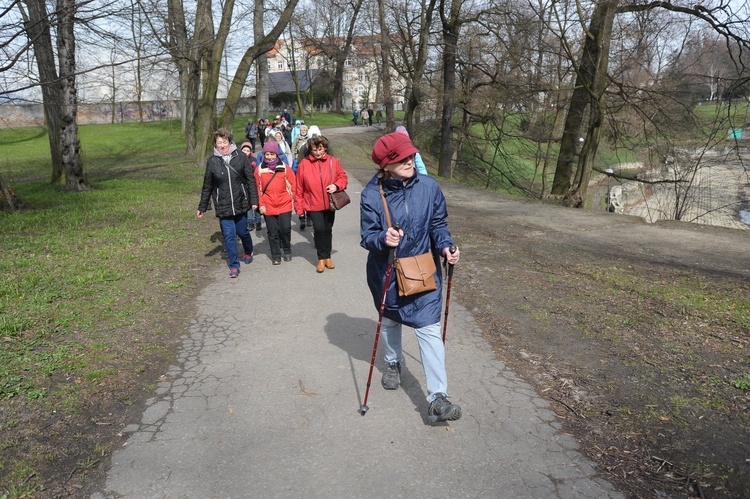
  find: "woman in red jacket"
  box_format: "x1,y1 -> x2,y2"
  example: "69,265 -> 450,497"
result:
294,135 -> 348,273
255,141 -> 296,265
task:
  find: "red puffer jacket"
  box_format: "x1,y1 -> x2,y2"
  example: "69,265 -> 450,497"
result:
255,163 -> 296,216
294,153 -> 348,214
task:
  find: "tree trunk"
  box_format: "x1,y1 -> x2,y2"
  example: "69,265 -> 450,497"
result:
255,0 -> 269,122
131,0 -> 144,123
165,0 -> 190,140
193,0 -> 220,165
438,0 -> 461,179
550,0 -> 618,203
0,173 -> 22,211
377,0 -> 395,131
21,0 -> 64,184
404,0 -> 437,129
287,27 -> 305,118
57,0 -> 86,191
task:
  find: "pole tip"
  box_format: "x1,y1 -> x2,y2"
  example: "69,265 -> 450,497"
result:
358,405 -> 369,416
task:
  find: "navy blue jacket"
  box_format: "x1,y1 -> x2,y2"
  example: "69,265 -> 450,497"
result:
360,172 -> 454,328
198,147 -> 258,218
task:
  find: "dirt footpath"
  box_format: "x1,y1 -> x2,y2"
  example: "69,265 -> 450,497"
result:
335,125 -> 750,498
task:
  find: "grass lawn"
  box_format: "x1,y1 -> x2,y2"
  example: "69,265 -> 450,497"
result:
0,120 -> 214,496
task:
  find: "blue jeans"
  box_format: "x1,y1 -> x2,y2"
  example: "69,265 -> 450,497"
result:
248,208 -> 262,226
220,214 -> 254,270
380,318 -> 447,402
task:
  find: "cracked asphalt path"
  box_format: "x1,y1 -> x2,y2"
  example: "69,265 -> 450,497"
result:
94,144 -> 623,497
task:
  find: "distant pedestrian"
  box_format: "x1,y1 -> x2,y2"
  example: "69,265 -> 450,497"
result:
258,118 -> 268,149
360,131 -> 461,422
361,108 -> 369,127
367,106 -> 374,126
395,126 -> 428,175
240,141 -> 263,232
375,109 -> 382,125
255,142 -> 296,265
291,124 -> 310,173
274,130 -> 293,163
245,119 -> 258,150
197,128 -> 257,278
294,135 -> 348,273
291,125 -> 311,230
352,109 -> 359,126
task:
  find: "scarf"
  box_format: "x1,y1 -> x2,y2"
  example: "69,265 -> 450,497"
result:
214,143 -> 237,166
263,156 -> 280,169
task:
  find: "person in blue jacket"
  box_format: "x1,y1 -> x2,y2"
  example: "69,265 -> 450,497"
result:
360,132 -> 462,423
395,126 -> 428,175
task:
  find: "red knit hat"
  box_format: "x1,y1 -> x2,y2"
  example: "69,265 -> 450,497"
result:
371,133 -> 419,169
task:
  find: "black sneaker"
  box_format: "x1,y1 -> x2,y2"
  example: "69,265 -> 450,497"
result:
255,223 -> 262,232
283,253 -> 292,262
427,393 -> 461,423
381,361 -> 401,390
272,259 -> 281,266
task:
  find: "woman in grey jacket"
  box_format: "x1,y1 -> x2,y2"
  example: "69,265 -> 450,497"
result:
197,128 -> 259,278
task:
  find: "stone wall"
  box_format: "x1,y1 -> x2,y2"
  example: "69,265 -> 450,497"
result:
0,98 -> 258,129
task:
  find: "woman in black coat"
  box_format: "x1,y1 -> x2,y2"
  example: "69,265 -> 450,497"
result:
197,128 -> 258,278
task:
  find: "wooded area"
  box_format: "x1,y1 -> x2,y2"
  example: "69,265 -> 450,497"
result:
1,0 -> 749,208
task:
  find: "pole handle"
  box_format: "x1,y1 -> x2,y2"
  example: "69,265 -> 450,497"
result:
444,245 -> 457,273
389,223 -> 401,264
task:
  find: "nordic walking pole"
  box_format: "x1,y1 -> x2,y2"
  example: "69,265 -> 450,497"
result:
442,246 -> 457,344
359,224 -> 400,416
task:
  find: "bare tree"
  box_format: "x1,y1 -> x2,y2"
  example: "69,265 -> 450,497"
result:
550,0 -> 750,207
218,0 -> 300,134
376,0 -> 396,130
438,0 -> 481,179
296,0 -> 365,113
390,0 -> 438,129
18,0 -> 86,191
130,0 -> 145,122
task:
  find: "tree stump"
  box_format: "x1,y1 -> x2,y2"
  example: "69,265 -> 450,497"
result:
0,172 -> 21,211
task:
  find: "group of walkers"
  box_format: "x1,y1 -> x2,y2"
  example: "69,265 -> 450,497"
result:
352,106 -> 382,126
243,108 -> 297,153
197,121 -> 347,273
197,121 -> 462,423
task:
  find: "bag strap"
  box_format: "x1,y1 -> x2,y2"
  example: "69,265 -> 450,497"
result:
260,168 -> 280,196
379,181 -> 392,229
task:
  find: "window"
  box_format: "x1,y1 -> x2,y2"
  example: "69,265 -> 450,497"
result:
277,60 -> 283,70
345,59 -> 352,67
